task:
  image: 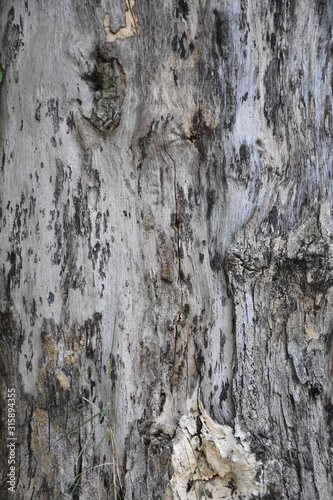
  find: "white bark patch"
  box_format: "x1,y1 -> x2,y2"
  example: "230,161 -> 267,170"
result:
166,398 -> 263,499
104,0 -> 139,43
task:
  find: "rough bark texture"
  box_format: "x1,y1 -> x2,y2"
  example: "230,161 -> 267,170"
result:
0,0 -> 332,499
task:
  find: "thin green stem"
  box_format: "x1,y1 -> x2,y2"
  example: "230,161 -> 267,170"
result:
185,441 -> 199,500
187,437 -> 208,500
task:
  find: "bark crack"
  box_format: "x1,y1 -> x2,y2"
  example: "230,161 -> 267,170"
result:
72,427 -> 83,498
162,129 -> 184,318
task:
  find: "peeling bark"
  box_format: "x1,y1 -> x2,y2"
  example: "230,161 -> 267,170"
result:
0,1 -> 332,499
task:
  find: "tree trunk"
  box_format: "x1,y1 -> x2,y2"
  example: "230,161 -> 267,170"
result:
0,1 -> 332,499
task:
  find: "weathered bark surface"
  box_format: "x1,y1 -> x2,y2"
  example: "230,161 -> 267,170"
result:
0,0 -> 332,499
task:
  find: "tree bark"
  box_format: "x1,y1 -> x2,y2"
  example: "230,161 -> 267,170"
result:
0,0 -> 332,499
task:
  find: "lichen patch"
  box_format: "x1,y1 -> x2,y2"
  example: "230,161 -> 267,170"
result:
90,59 -> 125,132
56,371 -> 69,389
44,334 -> 58,366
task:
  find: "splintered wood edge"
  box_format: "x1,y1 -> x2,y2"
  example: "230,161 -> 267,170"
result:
104,0 -> 139,43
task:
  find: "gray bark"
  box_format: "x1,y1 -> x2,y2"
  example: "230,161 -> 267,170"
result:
0,0 -> 332,499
